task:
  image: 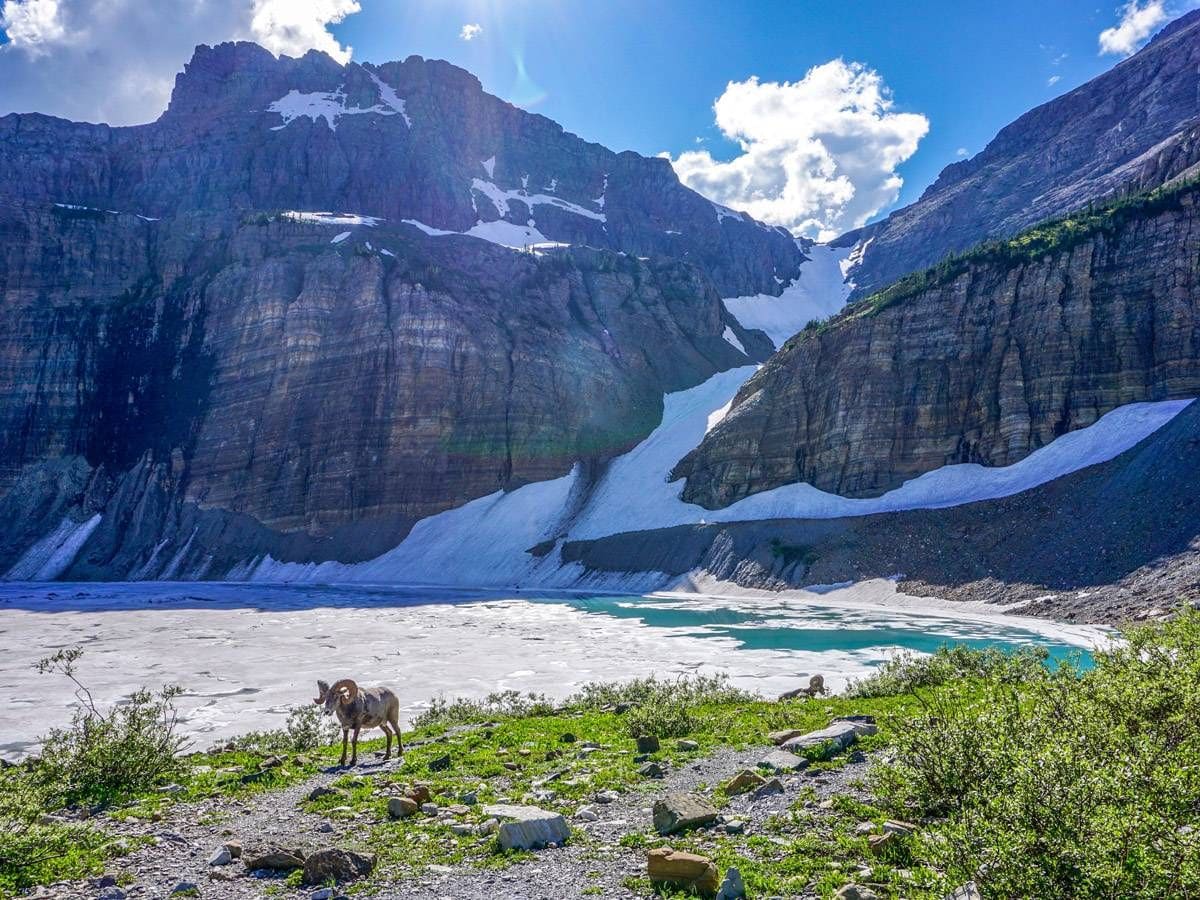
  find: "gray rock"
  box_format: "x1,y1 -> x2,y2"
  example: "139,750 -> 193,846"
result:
207,846 -> 232,866
97,889 -> 126,900
244,849 -> 305,872
301,848 -> 375,885
637,761 -> 666,779
310,890 -> 334,900
652,793 -> 719,835
717,865 -> 747,899
481,804 -> 570,851
428,754 -> 451,772
676,739 -> 699,752
944,883 -> 983,900
751,777 -> 785,800
635,735 -> 660,753
388,796 -> 418,819
575,806 -> 599,822
170,883 -> 198,896
757,749 -> 809,773
781,719 -> 876,759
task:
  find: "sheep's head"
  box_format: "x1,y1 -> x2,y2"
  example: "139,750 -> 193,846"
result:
315,678 -> 358,716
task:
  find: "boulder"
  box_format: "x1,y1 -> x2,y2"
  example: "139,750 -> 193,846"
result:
636,735 -> 661,753
882,819 -> 918,836
244,849 -> 305,872
834,886 -> 880,900
652,793 -> 719,835
408,783 -> 433,805
868,832 -> 895,854
944,883 -> 983,900
307,786 -> 344,802
751,777 -> 785,800
756,749 -> 809,773
768,729 -> 805,745
301,848 -> 375,885
676,739 -> 700,752
207,846 -> 232,866
387,796 -> 418,819
482,804 -> 570,850
646,847 -> 719,896
781,718 -> 877,759
716,866 -> 746,899
428,754 -> 451,772
638,761 -> 666,779
722,769 -> 765,796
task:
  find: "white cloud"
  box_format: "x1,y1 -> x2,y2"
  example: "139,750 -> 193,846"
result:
1098,1 -> 1168,56
955,147 -> 969,157
667,59 -> 928,241
249,0 -> 358,64
459,22 -> 482,41
1047,74 -> 1062,86
0,0 -> 68,55
0,0 -> 363,124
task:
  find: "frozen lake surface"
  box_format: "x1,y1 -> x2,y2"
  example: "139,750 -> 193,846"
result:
0,579 -> 1104,760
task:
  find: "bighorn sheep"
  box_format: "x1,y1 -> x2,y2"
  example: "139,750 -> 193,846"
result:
779,674 -> 827,701
313,678 -> 403,766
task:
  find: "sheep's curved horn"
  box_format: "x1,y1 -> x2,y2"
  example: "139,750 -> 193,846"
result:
330,678 -> 358,703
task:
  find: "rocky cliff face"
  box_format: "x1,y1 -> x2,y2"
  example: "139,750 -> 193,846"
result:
676,183 -> 1200,507
845,9 -> 1200,298
0,43 -> 792,578
0,42 -> 802,298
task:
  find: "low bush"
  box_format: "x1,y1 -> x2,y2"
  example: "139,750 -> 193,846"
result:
0,773 -> 110,894
568,673 -> 753,710
225,704 -> 340,755
845,643 -> 1050,698
412,690 -> 556,728
875,613 -> 1200,898
34,648 -> 186,808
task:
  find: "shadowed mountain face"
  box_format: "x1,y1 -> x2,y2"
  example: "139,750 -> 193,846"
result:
677,15 -> 1200,510
676,183 -> 1200,508
844,9 -> 1200,299
0,42 -> 796,577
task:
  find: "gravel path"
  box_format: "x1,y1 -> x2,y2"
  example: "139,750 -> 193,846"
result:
39,745 -> 872,900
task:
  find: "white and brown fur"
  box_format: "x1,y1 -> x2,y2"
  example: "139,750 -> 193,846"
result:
314,678 -> 403,766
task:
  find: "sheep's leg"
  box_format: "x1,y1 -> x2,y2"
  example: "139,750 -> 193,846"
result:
350,727 -> 361,766
339,729 -> 349,766
390,712 -> 403,754
380,723 -> 392,760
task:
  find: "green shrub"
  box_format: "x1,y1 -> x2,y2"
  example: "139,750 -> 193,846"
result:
845,644 -> 1050,698
568,673 -> 753,710
226,704 -> 340,755
34,648 -> 186,808
623,697 -> 695,739
874,613 -> 1200,898
0,772 -> 109,894
411,690 -> 556,728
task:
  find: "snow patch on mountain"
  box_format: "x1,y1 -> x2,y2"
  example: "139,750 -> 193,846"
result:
366,72 -> 411,126
471,178 -> 607,222
268,80 -> 409,131
723,244 -> 853,348
722,326 -> 747,355
4,515 -> 102,581
283,211 -> 382,227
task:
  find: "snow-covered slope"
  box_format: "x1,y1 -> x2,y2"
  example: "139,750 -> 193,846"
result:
723,245 -> 854,348
250,365 -> 1191,586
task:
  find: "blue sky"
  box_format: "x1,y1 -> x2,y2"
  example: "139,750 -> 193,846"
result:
335,0 -> 1158,211
0,0 -> 1192,234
